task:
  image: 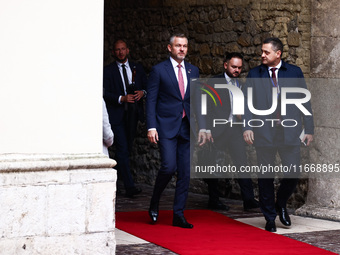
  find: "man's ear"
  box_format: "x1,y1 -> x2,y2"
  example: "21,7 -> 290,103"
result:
167,44 -> 172,53
276,50 -> 282,59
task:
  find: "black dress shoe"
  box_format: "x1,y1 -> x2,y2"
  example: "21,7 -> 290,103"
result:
125,187 -> 142,198
173,215 -> 193,229
243,199 -> 260,211
208,200 -> 230,211
276,204 -> 291,226
148,203 -> 159,223
265,221 -> 277,232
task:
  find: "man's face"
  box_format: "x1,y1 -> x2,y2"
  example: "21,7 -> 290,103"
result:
113,40 -> 129,63
224,57 -> 242,78
261,43 -> 281,67
167,37 -> 188,63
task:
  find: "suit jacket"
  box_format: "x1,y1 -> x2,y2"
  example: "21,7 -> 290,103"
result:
243,61 -> 314,147
146,58 -> 200,139
206,74 -> 245,138
103,60 -> 147,126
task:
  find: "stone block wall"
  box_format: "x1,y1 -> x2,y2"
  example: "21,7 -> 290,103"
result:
0,154 -> 117,254
105,0 -> 312,207
104,0 -> 311,75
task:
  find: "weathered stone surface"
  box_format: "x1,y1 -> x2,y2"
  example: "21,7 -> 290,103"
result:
87,182 -> 116,232
287,31 -> 300,46
211,44 -> 225,57
245,20 -> 261,36
199,43 -> 210,56
224,42 -> 241,53
0,154 -> 117,254
200,56 -> 214,74
306,177 -> 340,208
213,18 -> 233,33
220,31 -> 238,44
237,32 -> 252,47
311,0 -> 340,37
308,79 -> 340,128
310,37 -> 340,78
0,232 -> 115,255
233,22 -> 245,32
47,184 -> 87,235
208,9 -> 220,22
299,0 -> 340,222
309,127 -> 340,174
0,186 -> 46,238
296,205 -> 340,221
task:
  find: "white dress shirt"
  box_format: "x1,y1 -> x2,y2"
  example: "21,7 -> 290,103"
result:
170,57 -> 188,93
117,60 -> 132,104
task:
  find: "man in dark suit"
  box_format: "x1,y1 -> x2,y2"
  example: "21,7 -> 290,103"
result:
147,34 -> 206,228
205,52 -> 259,211
243,37 -> 314,232
103,39 -> 147,198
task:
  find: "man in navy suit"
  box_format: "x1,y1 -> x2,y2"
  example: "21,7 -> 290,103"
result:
147,34 -> 206,228
205,52 -> 259,211
103,39 -> 147,198
243,37 -> 314,232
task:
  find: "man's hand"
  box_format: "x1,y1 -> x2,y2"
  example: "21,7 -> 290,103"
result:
198,131 -> 207,146
206,132 -> 213,143
243,130 -> 254,145
121,94 -> 135,103
147,130 -> 159,144
134,90 -> 144,101
302,134 -> 313,146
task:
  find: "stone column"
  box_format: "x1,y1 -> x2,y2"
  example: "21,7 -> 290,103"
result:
0,154 -> 117,254
295,0 -> 340,221
0,0 -> 118,253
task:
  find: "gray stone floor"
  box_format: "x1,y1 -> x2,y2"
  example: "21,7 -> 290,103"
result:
115,182 -> 340,254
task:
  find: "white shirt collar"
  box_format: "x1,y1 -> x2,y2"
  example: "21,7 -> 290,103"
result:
224,72 -> 232,82
117,60 -> 129,68
170,57 -> 184,69
268,60 -> 282,71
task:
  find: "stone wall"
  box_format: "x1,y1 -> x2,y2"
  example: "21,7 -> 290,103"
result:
0,154 -> 117,254
105,0 -> 312,207
104,0 -> 311,75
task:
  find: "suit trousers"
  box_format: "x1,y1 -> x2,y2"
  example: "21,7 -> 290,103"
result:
150,117 -> 190,217
208,125 -> 255,203
256,127 -> 300,221
111,121 -> 135,190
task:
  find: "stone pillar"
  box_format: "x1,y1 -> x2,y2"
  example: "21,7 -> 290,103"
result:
295,0 -> 340,221
0,0 -> 118,253
0,154 -> 117,254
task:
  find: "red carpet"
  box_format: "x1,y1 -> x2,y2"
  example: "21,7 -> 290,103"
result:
116,210 -> 336,255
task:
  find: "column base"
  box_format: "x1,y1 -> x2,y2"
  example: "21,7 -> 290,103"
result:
296,205 -> 340,221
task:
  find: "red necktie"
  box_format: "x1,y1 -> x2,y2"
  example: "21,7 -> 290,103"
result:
270,67 -> 281,122
270,68 -> 277,87
177,64 -> 185,118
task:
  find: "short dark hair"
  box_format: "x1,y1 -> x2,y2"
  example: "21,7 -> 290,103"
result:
263,37 -> 283,56
224,52 -> 243,62
114,39 -> 128,49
